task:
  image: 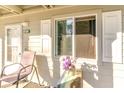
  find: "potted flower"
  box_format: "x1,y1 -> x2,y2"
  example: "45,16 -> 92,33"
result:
63,56 -> 75,71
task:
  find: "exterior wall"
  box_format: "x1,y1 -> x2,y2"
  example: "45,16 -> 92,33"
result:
0,5 -> 124,87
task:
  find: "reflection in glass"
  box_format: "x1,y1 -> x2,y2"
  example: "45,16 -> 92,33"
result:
55,18 -> 73,55
75,16 -> 96,59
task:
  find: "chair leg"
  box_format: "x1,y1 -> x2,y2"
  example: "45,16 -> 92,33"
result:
0,81 -> 2,88
16,81 -> 19,88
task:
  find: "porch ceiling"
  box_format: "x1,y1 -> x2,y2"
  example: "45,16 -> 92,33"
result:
0,5 -> 67,18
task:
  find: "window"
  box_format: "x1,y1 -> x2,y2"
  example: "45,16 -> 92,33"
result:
55,16 -> 96,59
55,18 -> 73,55
75,16 -> 96,59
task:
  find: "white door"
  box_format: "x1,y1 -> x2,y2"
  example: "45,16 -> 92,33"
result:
5,24 -> 22,65
102,10 -> 122,63
41,20 -> 51,56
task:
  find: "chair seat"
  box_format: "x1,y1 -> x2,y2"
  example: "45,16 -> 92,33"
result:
0,71 -> 29,83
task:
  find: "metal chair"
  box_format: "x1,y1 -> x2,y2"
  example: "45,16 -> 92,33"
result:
0,51 -> 41,88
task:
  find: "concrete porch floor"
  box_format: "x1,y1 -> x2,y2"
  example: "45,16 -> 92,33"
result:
1,81 -> 50,88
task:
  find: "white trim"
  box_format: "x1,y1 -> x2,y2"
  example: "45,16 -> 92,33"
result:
72,17 -> 75,58
96,14 -> 98,61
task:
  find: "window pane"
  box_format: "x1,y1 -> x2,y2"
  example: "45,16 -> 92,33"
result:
55,18 -> 73,55
75,16 -> 96,59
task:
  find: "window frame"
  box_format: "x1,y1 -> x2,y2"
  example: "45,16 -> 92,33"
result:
53,12 -> 99,63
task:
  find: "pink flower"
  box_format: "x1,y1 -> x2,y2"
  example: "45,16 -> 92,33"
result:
63,56 -> 72,70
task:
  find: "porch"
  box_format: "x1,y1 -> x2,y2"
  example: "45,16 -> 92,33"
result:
0,5 -> 124,88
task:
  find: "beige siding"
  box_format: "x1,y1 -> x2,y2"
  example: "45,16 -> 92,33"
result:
0,5 -> 124,87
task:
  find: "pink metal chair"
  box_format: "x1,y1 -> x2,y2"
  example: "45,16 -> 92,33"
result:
0,51 -> 41,88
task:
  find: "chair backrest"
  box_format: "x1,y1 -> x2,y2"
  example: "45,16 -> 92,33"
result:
20,51 -> 36,73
